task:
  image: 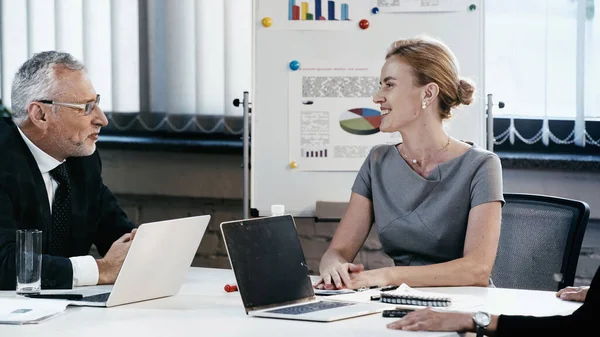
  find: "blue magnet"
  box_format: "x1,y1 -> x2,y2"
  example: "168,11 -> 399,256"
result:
371,7 -> 379,14
289,60 -> 300,71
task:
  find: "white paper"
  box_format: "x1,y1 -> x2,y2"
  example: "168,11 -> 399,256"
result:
39,284 -> 113,296
257,0 -> 369,31
288,65 -> 401,171
374,0 -> 465,13
0,298 -> 67,324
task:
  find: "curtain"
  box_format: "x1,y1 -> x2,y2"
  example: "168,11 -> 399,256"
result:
0,0 -> 251,134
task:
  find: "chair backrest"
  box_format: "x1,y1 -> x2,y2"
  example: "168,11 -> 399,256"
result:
491,193 -> 590,291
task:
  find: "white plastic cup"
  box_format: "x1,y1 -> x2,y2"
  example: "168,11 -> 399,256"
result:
270,204 -> 285,216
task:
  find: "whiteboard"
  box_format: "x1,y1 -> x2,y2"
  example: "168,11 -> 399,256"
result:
252,0 -> 485,217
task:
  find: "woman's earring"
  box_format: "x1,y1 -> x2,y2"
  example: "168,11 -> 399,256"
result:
422,101 -> 427,109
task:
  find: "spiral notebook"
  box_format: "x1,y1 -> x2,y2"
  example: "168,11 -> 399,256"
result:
380,284 -> 451,307
380,292 -> 451,307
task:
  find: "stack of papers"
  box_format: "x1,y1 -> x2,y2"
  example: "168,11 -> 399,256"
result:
0,297 -> 68,324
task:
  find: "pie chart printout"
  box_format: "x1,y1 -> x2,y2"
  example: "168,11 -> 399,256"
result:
339,108 -> 381,135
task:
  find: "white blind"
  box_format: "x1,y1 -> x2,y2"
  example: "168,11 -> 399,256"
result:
486,0 -> 577,120
1,0 -> 251,117
487,0 -> 599,148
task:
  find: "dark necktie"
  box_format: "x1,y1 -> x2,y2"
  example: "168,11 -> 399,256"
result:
49,164 -> 72,256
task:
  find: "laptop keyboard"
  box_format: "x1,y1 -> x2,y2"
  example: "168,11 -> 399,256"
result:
80,292 -> 111,302
266,301 -> 355,315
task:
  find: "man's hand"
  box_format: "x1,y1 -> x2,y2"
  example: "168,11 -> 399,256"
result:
129,228 -> 137,241
96,229 -> 137,284
556,286 -> 589,303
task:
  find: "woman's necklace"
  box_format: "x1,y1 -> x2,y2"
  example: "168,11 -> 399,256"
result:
400,137 -> 451,165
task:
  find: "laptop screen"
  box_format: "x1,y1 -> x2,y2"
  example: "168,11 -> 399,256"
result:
221,215 -> 315,310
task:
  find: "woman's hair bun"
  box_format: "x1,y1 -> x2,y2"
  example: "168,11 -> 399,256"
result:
457,78 -> 475,106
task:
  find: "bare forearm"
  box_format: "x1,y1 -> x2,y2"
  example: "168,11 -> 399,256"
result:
486,315 -> 499,336
383,257 -> 491,287
95,258 -> 111,285
320,248 -> 348,268
324,232 -> 365,265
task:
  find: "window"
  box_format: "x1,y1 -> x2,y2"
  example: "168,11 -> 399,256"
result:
486,0 -> 600,153
0,0 -> 251,137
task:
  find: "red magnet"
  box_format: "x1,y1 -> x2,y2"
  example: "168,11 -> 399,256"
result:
359,19 -> 370,30
224,283 -> 238,292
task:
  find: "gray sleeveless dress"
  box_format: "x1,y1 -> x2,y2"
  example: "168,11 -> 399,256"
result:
352,142 -> 504,266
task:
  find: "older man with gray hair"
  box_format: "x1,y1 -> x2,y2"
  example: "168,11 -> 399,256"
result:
0,51 -> 136,290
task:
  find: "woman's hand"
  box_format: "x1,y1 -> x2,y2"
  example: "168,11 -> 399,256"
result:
347,269 -> 390,289
386,308 -> 473,332
314,192 -> 374,289
314,261 -> 364,290
556,286 -> 589,302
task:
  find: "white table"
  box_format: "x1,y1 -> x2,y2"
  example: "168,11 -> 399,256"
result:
0,267 -> 582,337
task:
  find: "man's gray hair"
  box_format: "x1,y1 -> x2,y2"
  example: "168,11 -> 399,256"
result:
11,51 -> 85,125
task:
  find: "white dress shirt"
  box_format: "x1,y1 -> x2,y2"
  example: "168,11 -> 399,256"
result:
17,127 -> 99,287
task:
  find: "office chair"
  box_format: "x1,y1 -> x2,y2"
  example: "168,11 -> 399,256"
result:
491,193 -> 590,291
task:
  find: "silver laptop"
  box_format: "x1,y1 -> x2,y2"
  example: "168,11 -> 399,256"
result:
220,215 -> 388,322
31,215 -> 211,307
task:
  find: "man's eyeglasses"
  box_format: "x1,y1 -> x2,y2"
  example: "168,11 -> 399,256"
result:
37,94 -> 100,116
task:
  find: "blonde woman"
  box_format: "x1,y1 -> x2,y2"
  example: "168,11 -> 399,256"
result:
316,36 -> 504,290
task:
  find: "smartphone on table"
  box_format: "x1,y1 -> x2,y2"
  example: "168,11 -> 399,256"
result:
382,309 -> 414,318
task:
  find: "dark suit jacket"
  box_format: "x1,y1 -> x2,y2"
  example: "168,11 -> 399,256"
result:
497,264 -> 599,336
0,117 -> 135,290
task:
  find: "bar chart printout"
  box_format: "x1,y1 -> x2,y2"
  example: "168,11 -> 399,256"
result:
302,149 -> 328,158
288,0 -> 351,21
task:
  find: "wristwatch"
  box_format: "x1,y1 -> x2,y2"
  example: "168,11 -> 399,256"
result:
473,311 -> 491,337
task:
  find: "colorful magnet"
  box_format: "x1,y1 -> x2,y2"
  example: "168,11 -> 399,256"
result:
261,17 -> 272,27
371,7 -> 379,14
289,161 -> 298,169
359,19 -> 370,30
468,4 -> 477,11
289,60 -> 300,71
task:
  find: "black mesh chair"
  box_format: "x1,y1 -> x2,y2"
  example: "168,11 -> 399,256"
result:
491,193 -> 590,291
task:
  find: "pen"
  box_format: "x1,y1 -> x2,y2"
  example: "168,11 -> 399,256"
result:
380,285 -> 399,292
224,283 -> 238,292
24,293 -> 84,300
357,285 -> 380,292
